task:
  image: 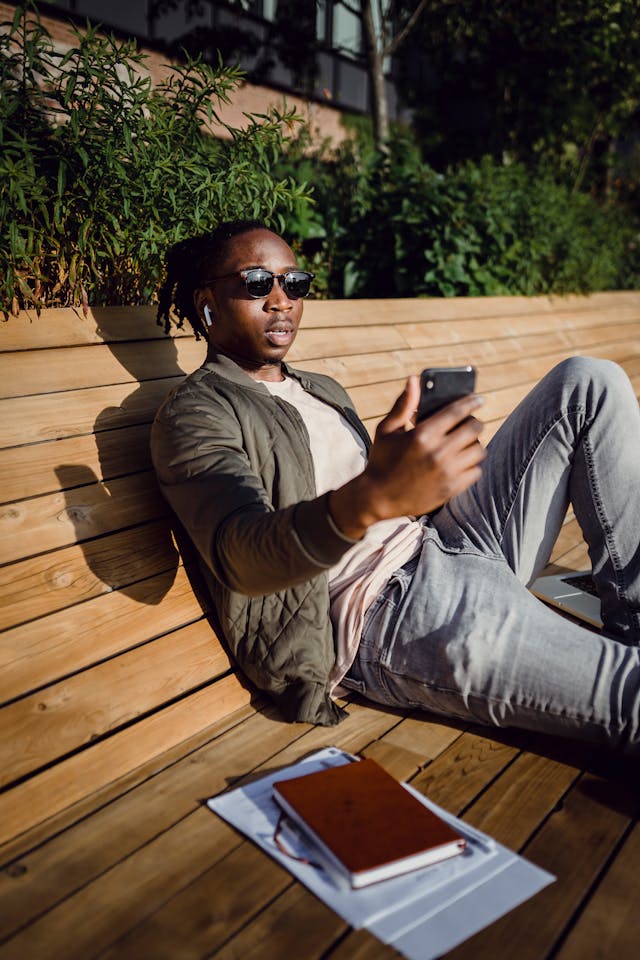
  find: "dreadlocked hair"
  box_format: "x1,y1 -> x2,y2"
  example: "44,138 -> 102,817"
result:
156,218 -> 269,340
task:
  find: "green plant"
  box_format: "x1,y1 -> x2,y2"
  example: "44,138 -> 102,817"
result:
0,2 -> 312,317
277,128 -> 640,298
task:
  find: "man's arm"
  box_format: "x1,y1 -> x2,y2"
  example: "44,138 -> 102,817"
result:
152,376 -> 484,597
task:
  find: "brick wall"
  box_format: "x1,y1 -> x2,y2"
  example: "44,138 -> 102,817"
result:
0,1 -> 348,143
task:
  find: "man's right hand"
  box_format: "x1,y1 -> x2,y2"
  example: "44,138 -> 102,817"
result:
329,376 -> 486,541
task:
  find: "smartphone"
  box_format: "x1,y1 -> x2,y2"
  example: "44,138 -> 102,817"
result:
416,366 -> 477,422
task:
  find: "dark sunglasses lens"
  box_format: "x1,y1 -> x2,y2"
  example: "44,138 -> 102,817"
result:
283,272 -> 312,298
245,269 -> 274,298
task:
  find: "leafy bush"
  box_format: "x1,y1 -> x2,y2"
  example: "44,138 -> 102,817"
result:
3,2 -> 636,317
278,130 -> 640,299
0,2 -> 311,317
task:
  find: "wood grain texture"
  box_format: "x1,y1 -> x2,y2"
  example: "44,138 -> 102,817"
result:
0,519 -> 178,629
446,776 -> 638,960
0,620 -> 233,788
0,566 -> 204,703
0,674 -> 253,847
0,306 -> 183,350
0,423 -> 152,504
0,703 -> 399,956
0,337 -> 204,399
1,295 -> 638,959
0,471 -> 168,565
555,820 -> 640,960
0,377 -> 178,448
4,294 -> 636,350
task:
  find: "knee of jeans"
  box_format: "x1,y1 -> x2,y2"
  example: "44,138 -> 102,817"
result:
552,356 -> 633,407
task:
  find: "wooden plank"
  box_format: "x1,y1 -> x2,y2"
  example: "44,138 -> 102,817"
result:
567,323 -> 640,351
105,835 -> 307,960
57,714 -> 456,960
212,883 -> 341,960
462,751 -> 579,851
0,672 -> 252,847
0,703 -> 400,954
318,744 -> 626,960
0,377 -> 178,449
446,774 -> 638,960
0,424 -> 152,505
476,342 -> 640,393
4,295 -> 636,350
0,704 -> 274,912
550,541 -> 591,573
298,292 -> 640,331
263,711 -> 464,788
209,728 -> 516,960
0,566 -> 206,704
297,326 -> 640,390
79,818 -> 293,960
548,516 -> 584,563
0,699 -> 373,901
555,820 -> 640,959
345,346 -> 640,422
4,324 -> 637,451
0,290 -> 638,960
0,337 -> 203,400
0,471 -> 168,565
224,729 -> 520,960
288,324 -> 410,362
360,713 -> 463,777
396,309 -> 640,352
0,620 -> 233,789
0,519 -> 178,630
409,730 -> 519,811
0,306 -> 191,351
316,928 -> 393,960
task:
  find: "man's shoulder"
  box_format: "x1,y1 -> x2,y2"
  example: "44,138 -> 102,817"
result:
158,357 -> 264,413
153,364 -> 237,433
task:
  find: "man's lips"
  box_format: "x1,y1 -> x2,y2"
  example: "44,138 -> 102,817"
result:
265,324 -> 295,346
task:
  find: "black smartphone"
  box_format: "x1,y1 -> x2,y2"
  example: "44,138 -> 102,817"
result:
416,366 -> 477,422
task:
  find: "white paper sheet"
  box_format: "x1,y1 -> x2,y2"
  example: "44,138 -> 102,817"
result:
207,746 -> 554,959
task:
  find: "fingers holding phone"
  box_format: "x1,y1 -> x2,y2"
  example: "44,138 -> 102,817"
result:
330,369 -> 485,538
415,365 -> 485,485
416,366 -> 477,423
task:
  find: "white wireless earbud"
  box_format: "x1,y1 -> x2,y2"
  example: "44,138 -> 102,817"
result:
203,304 -> 213,327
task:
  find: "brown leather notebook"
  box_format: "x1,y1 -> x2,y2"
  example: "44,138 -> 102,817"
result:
272,758 -> 466,888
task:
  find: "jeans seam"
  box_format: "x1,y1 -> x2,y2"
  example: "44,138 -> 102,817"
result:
497,404 -> 585,548
581,434 -> 638,630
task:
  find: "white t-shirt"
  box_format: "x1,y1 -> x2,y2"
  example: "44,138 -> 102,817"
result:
264,376 -> 424,691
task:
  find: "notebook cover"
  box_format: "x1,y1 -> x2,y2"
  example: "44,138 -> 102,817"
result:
273,758 -> 465,880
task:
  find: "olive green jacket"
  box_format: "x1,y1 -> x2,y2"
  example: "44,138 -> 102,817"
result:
150,352 -> 371,725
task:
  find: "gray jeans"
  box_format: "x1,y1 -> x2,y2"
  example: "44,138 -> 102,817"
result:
344,357 -> 640,754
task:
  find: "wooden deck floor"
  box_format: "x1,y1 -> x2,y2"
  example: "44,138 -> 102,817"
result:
0,696 -> 636,960
1,583 -> 638,959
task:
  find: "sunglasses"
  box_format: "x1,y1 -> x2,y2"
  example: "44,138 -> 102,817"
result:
206,268 -> 315,299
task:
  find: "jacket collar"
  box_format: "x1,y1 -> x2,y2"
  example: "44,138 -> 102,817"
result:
200,351 -> 371,450
202,351 -> 312,393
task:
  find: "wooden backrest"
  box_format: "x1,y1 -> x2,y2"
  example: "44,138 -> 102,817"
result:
2,291 -> 640,847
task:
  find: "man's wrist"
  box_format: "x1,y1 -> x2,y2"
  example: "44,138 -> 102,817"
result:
328,474 -> 386,541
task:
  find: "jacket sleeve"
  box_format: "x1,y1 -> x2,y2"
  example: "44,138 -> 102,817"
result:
150,389 -> 357,597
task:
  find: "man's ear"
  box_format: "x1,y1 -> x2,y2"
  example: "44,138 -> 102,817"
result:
194,288 -> 213,327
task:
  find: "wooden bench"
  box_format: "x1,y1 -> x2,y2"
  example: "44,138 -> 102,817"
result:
2,291 -> 639,959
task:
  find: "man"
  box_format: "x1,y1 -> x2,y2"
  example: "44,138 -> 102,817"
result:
152,219 -> 640,752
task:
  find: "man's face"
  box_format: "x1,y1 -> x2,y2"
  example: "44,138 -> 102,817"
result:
198,229 -> 304,380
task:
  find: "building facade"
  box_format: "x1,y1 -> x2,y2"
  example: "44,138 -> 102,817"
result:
35,0 -> 400,126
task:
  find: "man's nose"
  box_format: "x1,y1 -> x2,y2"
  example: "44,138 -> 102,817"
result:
266,276 -> 292,308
